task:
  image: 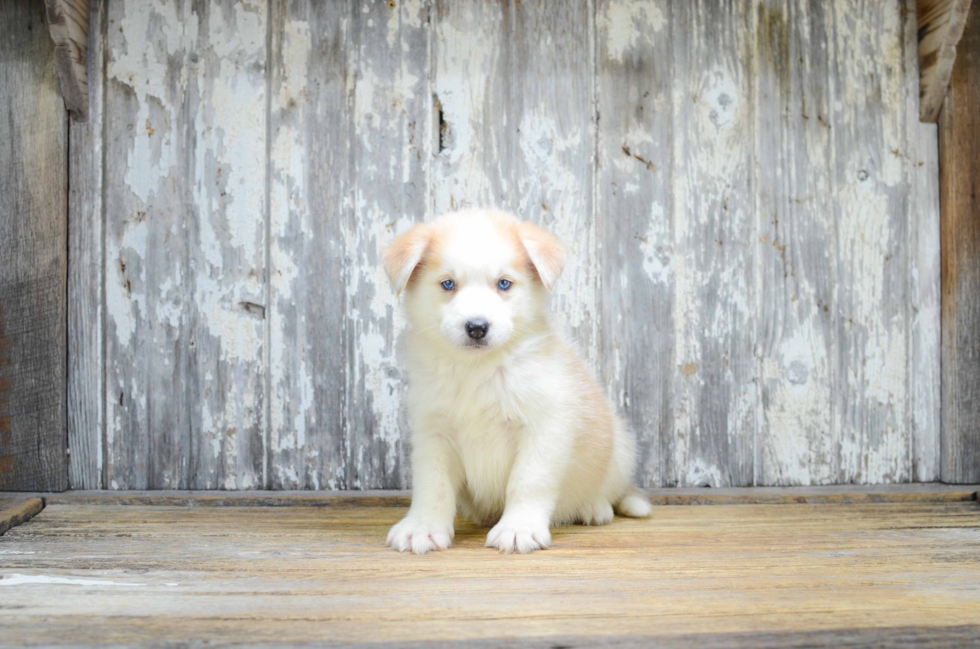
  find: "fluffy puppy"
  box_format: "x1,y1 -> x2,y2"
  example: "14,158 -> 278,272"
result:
383,209 -> 652,554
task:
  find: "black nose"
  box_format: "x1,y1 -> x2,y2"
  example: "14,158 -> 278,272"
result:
465,320 -> 489,340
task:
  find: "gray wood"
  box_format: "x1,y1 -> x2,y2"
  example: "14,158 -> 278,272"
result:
65,0 -> 945,490
906,0 -> 942,483
831,0 -> 911,483
103,0 -> 268,489
939,0 -> 980,484
0,497 -> 44,536
595,0 -> 673,488
669,0 -> 756,487
918,0 -> 974,122
754,0 -> 837,485
431,0 -> 599,369
345,0 -> 431,489
67,0 -> 104,490
0,0 -> 69,492
266,0 -> 351,489
43,0 -> 91,121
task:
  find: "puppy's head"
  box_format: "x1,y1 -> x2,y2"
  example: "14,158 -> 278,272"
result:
384,209 -> 564,352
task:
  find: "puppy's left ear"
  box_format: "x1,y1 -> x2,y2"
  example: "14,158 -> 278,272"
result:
384,223 -> 431,295
518,221 -> 565,291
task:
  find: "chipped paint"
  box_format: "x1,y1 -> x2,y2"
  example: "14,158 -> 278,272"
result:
88,0 -> 938,490
598,0 -> 665,63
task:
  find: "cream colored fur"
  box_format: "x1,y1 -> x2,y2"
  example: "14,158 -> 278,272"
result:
383,209 -> 652,554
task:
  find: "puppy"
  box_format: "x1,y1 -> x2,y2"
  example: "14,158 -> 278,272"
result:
383,209 -> 652,554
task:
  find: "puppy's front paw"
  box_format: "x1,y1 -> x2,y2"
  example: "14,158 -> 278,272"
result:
486,513 -> 552,554
386,515 -> 454,555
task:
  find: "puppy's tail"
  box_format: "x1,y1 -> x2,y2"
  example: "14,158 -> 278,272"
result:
614,489 -> 653,518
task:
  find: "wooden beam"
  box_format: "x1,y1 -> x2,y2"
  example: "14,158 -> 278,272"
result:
43,0 -> 90,121
10,484 -> 978,508
940,0 -> 980,483
0,0 -> 70,492
0,496 -> 43,536
919,0 -> 973,122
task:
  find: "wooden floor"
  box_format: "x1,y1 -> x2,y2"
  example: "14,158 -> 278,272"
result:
2,491 -> 980,648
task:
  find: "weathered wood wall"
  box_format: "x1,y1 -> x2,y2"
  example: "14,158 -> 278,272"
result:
0,0 -> 69,491
66,0 -> 942,490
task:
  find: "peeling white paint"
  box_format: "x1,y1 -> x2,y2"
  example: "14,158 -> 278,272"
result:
598,0 -> 665,63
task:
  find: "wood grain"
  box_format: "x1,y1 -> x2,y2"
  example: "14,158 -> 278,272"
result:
754,0 -> 837,485
596,0 -> 673,488
670,0 -> 756,487
267,0 -> 350,490
104,0 -> 268,489
906,0 -> 942,483
66,0 -> 944,489
918,0 -> 973,122
25,483 -> 979,507
939,0 -> 980,484
67,0 -> 104,490
0,497 -> 43,536
1,500 -> 979,646
832,0 -> 911,483
0,0 -> 69,492
43,0 -> 91,120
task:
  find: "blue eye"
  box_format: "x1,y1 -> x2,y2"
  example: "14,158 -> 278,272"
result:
497,279 -> 512,291
441,279 -> 455,291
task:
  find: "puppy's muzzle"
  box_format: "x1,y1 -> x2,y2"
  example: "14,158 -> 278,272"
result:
465,319 -> 490,340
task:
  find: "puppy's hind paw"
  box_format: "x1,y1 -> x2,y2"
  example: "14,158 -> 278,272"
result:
386,515 -> 454,555
486,515 -> 552,554
615,492 -> 653,518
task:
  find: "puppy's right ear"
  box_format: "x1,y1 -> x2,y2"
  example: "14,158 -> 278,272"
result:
383,224 -> 431,295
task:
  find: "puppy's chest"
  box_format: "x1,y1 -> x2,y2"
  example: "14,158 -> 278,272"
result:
423,364 -> 529,483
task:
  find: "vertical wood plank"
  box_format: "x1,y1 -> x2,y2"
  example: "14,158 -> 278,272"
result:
939,0 -> 980,484
831,0 -> 911,483
432,0 -> 598,370
904,0 -> 941,483
267,0 -> 350,490
345,0 -> 431,489
68,0 -> 104,490
754,0 -> 837,485
670,0 -> 756,487
103,0 -> 177,489
105,0 -> 267,489
186,0 -> 268,490
595,0 -> 673,488
0,0 -> 69,492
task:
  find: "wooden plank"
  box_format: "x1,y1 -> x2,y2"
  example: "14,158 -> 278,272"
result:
1,501 -> 979,645
596,0 -> 673,488
43,0 -> 91,121
939,0 -> 980,484
67,0 -> 104,490
832,0 -> 911,483
905,0 -> 943,483
20,483 -> 979,507
431,0 -> 599,369
104,0 -> 268,489
669,0 -> 756,487
0,497 -> 43,536
267,0 -> 351,489
345,0 -> 431,489
918,0 -> 973,122
0,0 -> 69,492
754,0 -> 837,485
